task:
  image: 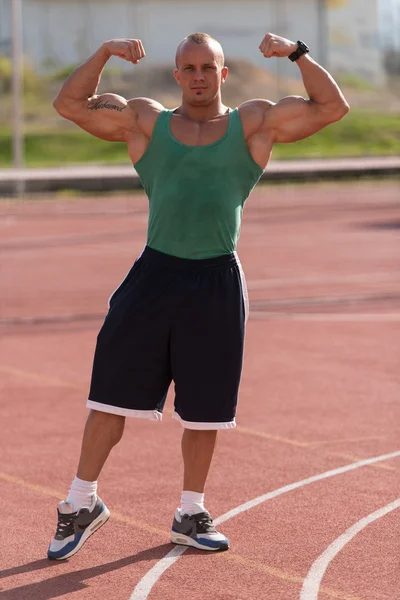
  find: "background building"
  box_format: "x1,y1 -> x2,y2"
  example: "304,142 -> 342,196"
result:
0,0 -> 387,83
327,0 -> 383,83
379,0 -> 400,49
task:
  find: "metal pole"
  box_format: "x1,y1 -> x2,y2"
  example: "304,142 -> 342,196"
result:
11,0 -> 24,195
317,0 -> 328,68
275,0 -> 286,100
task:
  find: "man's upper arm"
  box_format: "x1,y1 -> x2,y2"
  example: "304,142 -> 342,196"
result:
54,93 -> 161,143
262,96 -> 344,144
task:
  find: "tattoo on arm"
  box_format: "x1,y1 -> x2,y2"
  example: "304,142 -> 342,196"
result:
88,100 -> 126,112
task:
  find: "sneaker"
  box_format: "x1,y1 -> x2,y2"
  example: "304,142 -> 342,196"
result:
47,496 -> 110,560
171,508 -> 229,551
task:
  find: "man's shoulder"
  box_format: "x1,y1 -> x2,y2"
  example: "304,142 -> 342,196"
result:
238,99 -> 275,119
128,97 -> 165,113
237,99 -> 275,139
127,97 -> 166,137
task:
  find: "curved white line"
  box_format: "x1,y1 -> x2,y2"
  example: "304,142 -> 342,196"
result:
129,450 -> 400,600
300,497 -> 400,600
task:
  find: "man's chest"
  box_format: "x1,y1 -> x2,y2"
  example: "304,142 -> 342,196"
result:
169,115 -> 230,146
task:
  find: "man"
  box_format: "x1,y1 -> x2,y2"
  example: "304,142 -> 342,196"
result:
48,32 -> 349,560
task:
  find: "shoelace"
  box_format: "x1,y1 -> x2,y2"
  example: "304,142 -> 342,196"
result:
55,512 -> 77,538
192,512 -> 217,534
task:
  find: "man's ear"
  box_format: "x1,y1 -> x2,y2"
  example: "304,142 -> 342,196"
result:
221,66 -> 228,83
174,68 -> 180,85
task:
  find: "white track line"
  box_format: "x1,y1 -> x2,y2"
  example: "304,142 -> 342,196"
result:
129,450 -> 400,600
300,497 -> 400,600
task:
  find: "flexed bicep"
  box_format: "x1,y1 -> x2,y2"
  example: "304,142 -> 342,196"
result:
263,96 -> 336,144
256,33 -> 349,144
53,39 -> 147,143
75,93 -> 138,142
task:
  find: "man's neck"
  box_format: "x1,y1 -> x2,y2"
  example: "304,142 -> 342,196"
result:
176,100 -> 229,123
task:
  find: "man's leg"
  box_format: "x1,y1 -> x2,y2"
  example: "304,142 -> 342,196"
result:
181,429 -> 217,493
47,410 -> 124,560
77,410 -> 125,482
66,410 -> 125,510
171,428 -> 229,551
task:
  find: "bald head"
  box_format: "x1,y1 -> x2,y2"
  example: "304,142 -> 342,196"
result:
175,33 -> 225,68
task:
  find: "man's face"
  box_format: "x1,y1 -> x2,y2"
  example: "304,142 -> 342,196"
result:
174,41 -> 228,106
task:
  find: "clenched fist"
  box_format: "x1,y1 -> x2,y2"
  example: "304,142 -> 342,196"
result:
259,33 -> 297,59
103,39 -> 146,64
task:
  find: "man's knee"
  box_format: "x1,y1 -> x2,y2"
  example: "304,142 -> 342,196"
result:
87,409 -> 125,444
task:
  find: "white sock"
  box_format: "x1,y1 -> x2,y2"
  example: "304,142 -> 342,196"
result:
180,490 -> 205,516
66,476 -> 97,512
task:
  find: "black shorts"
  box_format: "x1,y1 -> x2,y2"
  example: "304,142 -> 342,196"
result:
87,246 -> 249,430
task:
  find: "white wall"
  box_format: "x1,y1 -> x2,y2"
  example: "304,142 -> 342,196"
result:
23,0 -> 140,69
327,0 -> 384,82
379,0 -> 400,49
137,0 -> 322,77
0,0 -> 322,72
0,0 -> 386,84
0,0 -> 11,52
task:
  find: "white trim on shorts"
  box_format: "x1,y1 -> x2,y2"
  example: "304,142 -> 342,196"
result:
233,251 -> 249,323
172,411 -> 236,430
86,400 -> 163,421
107,245 -> 146,309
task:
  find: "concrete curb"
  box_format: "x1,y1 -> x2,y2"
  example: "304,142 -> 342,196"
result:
1,156 -> 399,195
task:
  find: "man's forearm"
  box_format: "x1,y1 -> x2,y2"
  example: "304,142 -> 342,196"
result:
296,54 -> 349,112
54,45 -> 111,109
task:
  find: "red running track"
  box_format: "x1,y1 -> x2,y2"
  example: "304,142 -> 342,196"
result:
0,181 -> 399,600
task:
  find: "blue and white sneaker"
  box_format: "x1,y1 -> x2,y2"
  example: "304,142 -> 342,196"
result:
171,507 -> 229,551
48,496 -> 110,560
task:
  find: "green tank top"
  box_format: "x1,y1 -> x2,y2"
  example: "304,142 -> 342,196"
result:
134,108 -> 264,259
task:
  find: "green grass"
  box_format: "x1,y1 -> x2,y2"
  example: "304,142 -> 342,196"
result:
0,129 -> 129,167
272,111 -> 400,159
0,110 -> 399,167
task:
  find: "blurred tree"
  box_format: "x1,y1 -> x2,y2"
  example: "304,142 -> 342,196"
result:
384,49 -> 400,75
0,56 -> 46,94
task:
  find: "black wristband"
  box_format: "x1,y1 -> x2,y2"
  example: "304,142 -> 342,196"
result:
288,40 -> 310,62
